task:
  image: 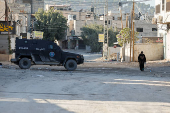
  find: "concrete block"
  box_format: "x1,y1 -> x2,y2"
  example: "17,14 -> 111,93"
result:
0,54 -> 12,61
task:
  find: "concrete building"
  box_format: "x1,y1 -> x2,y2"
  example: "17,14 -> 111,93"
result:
153,0 -> 170,60
45,4 -> 157,51
45,4 -> 96,49
0,0 -> 6,21
134,20 -> 157,37
0,0 -> 28,61
12,0 -> 45,14
13,0 -> 44,33
45,4 -> 71,11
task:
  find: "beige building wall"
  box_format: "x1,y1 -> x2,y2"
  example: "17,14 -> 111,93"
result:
0,35 -> 9,54
32,0 -> 44,14
0,1 -> 5,21
73,19 -> 127,37
166,31 -> 170,60
134,43 -> 164,62
60,11 -> 94,21
108,47 -> 121,60
68,20 -> 74,34
134,20 -> 157,37
125,43 -> 164,62
74,20 -> 86,36
0,35 -> 13,61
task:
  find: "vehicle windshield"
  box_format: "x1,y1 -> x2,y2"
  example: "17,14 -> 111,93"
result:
54,43 -> 62,51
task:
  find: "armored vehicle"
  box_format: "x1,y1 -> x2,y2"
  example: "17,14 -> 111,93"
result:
11,38 -> 84,71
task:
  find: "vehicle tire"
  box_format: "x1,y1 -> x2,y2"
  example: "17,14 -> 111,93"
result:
64,59 -> 77,71
19,58 -> 31,69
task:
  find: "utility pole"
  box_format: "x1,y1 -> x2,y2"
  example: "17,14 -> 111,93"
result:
130,11 -> 132,62
126,15 -> 128,27
4,0 -> 11,60
119,2 -> 123,30
106,0 -> 109,58
4,0 -> 10,50
94,0 -> 96,14
103,3 -> 105,57
130,0 -> 135,62
132,1 -> 135,62
133,21 -> 135,62
103,0 -> 109,58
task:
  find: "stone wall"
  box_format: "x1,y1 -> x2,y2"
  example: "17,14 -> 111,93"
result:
134,43 -> 164,61
166,31 -> 170,60
125,43 -> 164,62
0,35 -> 9,54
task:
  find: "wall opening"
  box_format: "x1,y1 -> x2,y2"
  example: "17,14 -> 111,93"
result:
136,28 -> 143,32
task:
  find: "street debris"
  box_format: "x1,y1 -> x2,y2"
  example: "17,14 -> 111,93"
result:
37,75 -> 44,77
0,63 -> 2,68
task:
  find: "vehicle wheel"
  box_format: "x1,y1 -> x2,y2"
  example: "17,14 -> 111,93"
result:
64,59 -> 77,71
19,58 -> 31,69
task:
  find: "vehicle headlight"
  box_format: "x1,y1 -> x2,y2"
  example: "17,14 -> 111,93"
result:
77,55 -> 80,58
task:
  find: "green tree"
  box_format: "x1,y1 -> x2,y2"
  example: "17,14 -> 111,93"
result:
81,24 -> 118,52
81,24 -> 103,52
116,28 -> 139,47
34,8 -> 67,41
108,28 -> 119,46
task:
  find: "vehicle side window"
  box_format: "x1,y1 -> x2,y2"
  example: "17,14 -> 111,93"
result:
54,45 -> 61,51
48,45 -> 53,50
24,40 -> 28,44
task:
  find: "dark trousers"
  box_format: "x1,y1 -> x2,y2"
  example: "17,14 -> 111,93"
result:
139,62 -> 144,71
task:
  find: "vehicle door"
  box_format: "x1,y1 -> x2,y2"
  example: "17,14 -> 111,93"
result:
48,43 -> 61,62
32,40 -> 50,62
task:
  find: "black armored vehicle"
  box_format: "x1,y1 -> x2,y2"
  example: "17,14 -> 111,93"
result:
11,38 -> 84,71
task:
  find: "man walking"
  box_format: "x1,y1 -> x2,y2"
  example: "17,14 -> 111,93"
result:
138,51 -> 146,71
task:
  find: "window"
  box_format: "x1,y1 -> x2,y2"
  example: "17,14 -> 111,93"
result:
166,0 -> 170,11
48,45 -> 53,50
152,28 -> 157,31
105,20 -> 110,25
108,20 -> 111,24
86,15 -> 90,18
73,15 -> 76,20
136,28 -> 143,32
113,16 -> 115,20
156,4 -> 160,14
24,41 -> 28,44
162,0 -> 165,10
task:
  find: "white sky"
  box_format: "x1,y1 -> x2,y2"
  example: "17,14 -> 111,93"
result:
145,0 -> 155,6
135,0 -> 155,6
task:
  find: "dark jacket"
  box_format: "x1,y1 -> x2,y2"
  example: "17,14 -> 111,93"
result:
138,54 -> 146,63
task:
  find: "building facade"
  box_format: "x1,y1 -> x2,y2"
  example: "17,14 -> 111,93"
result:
153,0 -> 170,60
0,0 -> 29,61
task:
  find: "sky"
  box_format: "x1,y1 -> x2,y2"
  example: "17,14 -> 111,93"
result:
137,0 -> 155,6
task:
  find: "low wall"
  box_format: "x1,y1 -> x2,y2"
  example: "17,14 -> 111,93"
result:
108,47 -> 121,60
125,43 -> 164,62
0,54 -> 12,61
134,43 -> 164,61
0,35 -> 9,54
